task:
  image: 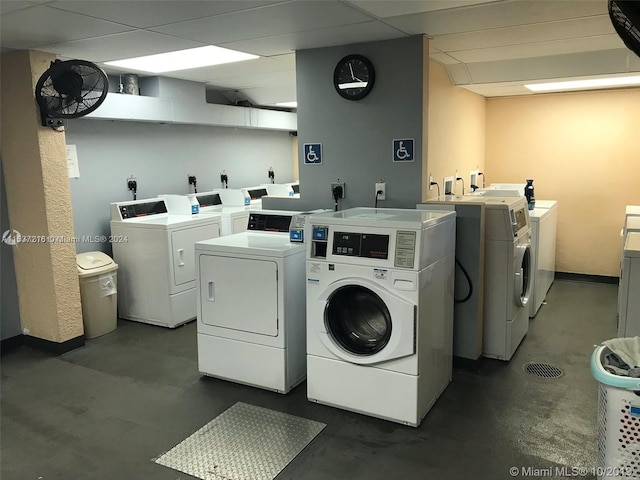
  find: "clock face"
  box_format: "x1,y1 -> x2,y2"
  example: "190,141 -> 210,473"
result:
333,54 -> 375,100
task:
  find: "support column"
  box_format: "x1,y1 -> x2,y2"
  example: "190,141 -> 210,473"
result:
1,50 -> 84,353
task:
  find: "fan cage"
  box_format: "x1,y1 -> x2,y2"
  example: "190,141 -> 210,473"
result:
36,60 -> 109,121
609,0 -> 640,58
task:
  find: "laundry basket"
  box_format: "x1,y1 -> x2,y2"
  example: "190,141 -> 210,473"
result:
591,342 -> 640,479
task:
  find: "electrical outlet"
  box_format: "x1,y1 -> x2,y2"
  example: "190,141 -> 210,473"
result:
127,175 -> 137,191
429,175 -> 434,190
330,182 -> 345,199
375,182 -> 386,200
443,176 -> 454,195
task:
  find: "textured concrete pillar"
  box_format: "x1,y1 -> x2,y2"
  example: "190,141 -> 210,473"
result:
1,50 -> 84,351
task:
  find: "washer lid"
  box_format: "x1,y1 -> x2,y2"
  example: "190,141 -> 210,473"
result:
77,251 -> 117,275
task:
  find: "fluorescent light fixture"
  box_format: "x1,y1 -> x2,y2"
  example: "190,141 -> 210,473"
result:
104,46 -> 258,73
275,102 -> 297,108
525,75 -> 640,92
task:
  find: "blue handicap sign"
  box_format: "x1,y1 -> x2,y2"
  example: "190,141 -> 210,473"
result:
393,138 -> 415,162
304,143 -> 322,165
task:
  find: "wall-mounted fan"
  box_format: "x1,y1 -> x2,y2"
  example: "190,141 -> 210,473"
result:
609,0 -> 640,58
35,59 -> 109,128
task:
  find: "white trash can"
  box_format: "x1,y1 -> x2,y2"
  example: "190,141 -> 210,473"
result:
591,341 -> 640,479
77,251 -> 118,339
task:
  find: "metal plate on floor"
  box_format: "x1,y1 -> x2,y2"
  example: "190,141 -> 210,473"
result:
154,402 -> 326,480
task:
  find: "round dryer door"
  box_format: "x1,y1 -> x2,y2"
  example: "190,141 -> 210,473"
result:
324,285 -> 392,356
515,244 -> 532,307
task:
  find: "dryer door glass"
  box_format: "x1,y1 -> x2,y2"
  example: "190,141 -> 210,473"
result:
515,244 -> 532,306
324,285 -> 392,355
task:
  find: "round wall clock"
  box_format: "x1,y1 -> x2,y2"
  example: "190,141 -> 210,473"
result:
333,54 -> 375,101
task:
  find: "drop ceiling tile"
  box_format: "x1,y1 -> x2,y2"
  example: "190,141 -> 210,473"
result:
176,54 -> 295,81
0,1 -> 40,15
48,0 -> 283,29
38,31 -> 205,63
430,52 -> 462,65
151,1 -> 375,45
222,21 -> 405,57
431,15 -> 615,52
348,0 -> 500,18
385,0 -> 607,37
450,34 -> 625,63
0,4 -> 134,49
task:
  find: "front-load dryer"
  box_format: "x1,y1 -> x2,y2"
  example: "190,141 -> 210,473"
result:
195,210 -> 307,393
482,196 -> 532,360
110,197 -> 221,328
471,189 -> 557,318
423,195 -> 532,361
305,207 -> 456,427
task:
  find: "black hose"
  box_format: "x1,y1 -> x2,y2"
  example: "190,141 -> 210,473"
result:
454,257 -> 473,303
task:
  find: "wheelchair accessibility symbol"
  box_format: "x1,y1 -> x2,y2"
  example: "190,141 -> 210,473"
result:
393,139 -> 414,162
304,143 -> 322,165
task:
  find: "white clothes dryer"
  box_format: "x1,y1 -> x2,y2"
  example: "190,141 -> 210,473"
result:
194,191 -> 250,236
424,195 -> 533,361
241,185 -> 269,209
110,198 -> 221,328
195,210 -> 308,393
471,189 -> 557,318
305,207 -> 456,427
481,196 -> 532,360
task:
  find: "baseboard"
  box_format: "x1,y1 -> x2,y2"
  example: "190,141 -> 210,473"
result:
453,355 -> 484,372
1,334 -> 85,356
554,272 -> 619,285
1,334 -> 26,355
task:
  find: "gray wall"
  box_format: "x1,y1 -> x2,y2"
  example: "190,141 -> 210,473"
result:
283,36 -> 425,211
65,119 -> 295,255
1,166 -> 22,340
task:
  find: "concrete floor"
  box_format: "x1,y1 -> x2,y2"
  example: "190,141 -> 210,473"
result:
1,279 -> 617,480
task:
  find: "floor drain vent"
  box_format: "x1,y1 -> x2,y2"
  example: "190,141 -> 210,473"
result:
524,362 -> 564,378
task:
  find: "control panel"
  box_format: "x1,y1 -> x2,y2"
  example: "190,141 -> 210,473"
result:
196,193 -> 222,207
248,188 -> 268,200
119,201 -> 167,219
247,213 -> 292,232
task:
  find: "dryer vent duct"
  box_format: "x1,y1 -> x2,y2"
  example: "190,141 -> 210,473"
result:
120,74 -> 139,95
609,0 -> 640,58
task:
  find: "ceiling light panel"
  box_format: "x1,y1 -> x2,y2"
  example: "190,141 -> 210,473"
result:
104,46 -> 259,73
525,75 -> 640,92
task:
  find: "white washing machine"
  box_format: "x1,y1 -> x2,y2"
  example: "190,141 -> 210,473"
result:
482,196 -> 532,360
195,210 -> 308,393
193,191 -> 250,235
110,197 -> 221,328
472,188 -> 557,318
305,207 -> 456,427
618,232 -> 640,337
241,185 -> 269,209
